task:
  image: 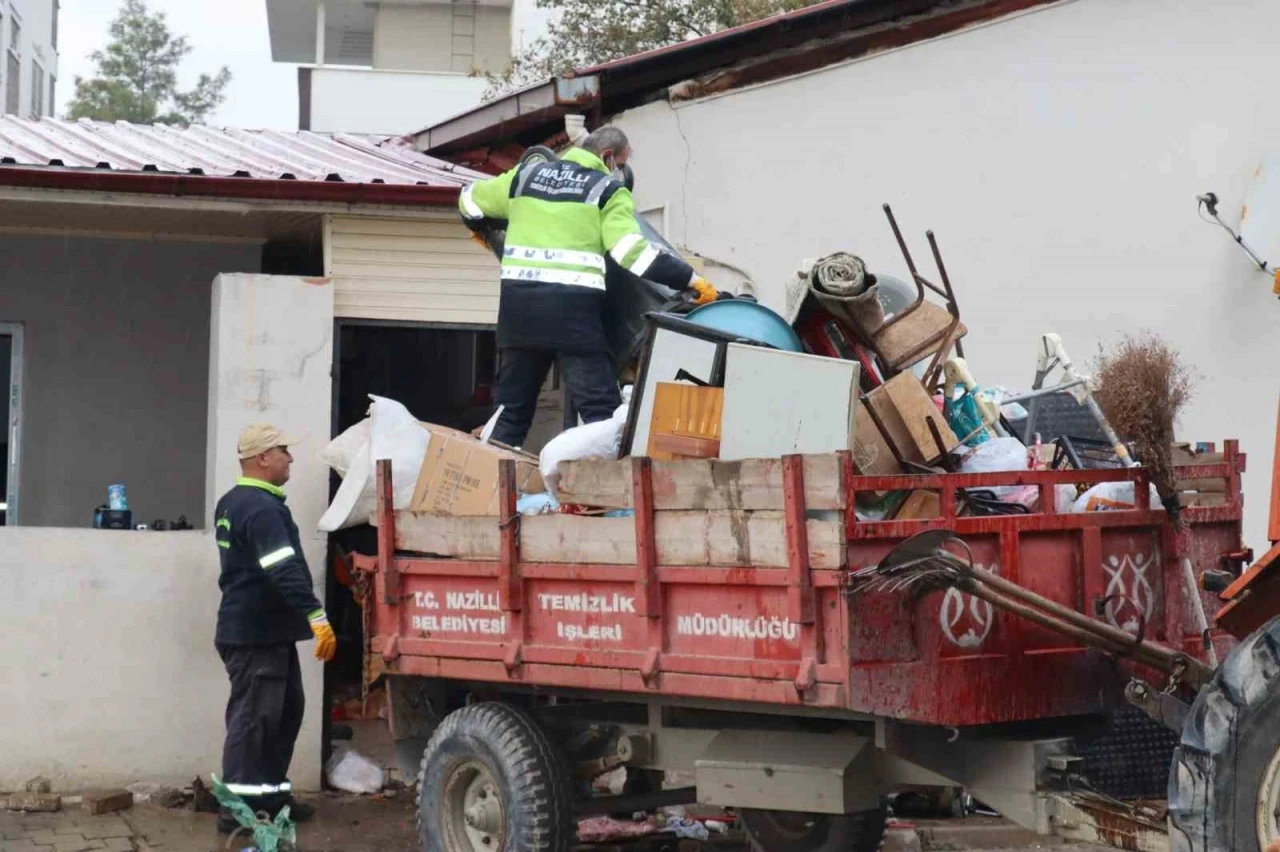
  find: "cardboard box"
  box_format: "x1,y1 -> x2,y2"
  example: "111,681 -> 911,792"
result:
864,373 -> 959,466
410,424 -> 544,516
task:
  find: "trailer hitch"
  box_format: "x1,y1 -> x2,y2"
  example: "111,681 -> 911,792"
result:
1124,678 -> 1190,734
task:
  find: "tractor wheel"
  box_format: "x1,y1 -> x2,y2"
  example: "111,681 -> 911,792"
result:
418,702 -> 575,852
739,807 -> 886,852
1169,614 -> 1280,852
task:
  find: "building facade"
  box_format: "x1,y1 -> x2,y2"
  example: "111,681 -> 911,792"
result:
266,0 -> 513,134
0,0 -> 57,118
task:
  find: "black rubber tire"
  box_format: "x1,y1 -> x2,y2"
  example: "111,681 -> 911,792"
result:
518,145 -> 557,169
1169,614 -> 1280,852
418,702 -> 575,852
739,806 -> 887,852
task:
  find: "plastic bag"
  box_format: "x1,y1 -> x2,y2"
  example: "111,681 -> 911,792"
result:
957,437 -> 1028,499
1071,481 -> 1162,513
317,396 -> 429,532
325,748 -> 384,795
539,390 -> 630,498
318,418 -> 369,478
517,493 -> 560,516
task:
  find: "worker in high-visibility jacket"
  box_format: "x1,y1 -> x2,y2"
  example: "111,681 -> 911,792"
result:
459,125 -> 718,447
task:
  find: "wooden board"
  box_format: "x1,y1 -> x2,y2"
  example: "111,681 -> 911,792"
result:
393,510 -> 846,569
894,490 -> 941,520
851,402 -> 902,478
555,454 -> 846,511
865,372 -> 958,465
872,300 -> 966,370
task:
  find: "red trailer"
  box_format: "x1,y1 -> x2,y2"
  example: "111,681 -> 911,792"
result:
354,444 -> 1249,852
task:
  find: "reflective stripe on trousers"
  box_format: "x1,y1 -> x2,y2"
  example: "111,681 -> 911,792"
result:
500,264 -> 606,290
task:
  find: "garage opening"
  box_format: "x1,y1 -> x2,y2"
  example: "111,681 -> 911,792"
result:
324,321 -> 499,780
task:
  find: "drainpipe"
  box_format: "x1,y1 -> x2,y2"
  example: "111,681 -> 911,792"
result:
315,2 -> 326,65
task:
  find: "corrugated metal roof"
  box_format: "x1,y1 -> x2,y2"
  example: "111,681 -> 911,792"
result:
0,116 -> 481,187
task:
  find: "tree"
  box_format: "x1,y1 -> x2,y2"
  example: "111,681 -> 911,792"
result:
66,0 -> 231,126
487,0 -> 820,98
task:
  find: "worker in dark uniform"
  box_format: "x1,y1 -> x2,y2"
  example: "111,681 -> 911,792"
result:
213,423 -> 336,834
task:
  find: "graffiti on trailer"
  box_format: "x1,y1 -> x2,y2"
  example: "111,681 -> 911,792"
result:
1102,551 -> 1155,634
939,564 -> 998,649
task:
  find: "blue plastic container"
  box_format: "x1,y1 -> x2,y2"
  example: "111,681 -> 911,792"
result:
684,300 -> 803,352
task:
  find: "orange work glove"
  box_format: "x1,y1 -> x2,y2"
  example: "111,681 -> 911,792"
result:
691,277 -> 719,306
309,611 -> 337,662
469,232 -> 491,251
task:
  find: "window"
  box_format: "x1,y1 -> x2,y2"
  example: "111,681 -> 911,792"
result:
51,0 -> 58,51
49,74 -> 54,113
30,61 -> 42,117
10,16 -> 19,52
5,51 -> 18,115
0,323 -> 25,525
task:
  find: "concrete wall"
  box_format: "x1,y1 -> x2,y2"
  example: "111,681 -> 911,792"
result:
373,3 -> 510,74
0,235 -> 260,528
206,273 -> 335,790
0,273 -> 334,792
616,0 -> 1280,548
0,529 -> 226,790
309,66 -> 488,134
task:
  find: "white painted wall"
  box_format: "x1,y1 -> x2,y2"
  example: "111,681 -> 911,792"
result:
616,0 -> 1280,549
0,529 -> 228,790
374,4 -> 511,74
0,273 -> 335,791
309,66 -> 487,134
206,272 -> 335,793
1,0 -> 58,117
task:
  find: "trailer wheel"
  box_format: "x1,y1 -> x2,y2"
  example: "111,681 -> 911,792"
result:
1169,614 -> 1280,852
739,807 -> 886,852
418,702 -> 575,852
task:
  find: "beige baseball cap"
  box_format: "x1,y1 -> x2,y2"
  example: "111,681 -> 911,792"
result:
237,423 -> 302,459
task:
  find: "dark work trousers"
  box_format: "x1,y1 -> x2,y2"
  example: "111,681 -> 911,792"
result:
218,643 -> 304,815
491,348 -> 621,447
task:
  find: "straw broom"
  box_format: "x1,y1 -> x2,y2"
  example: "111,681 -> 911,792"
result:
1092,333 -> 1195,523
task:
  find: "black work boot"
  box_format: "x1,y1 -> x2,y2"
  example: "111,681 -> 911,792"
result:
216,809 -> 240,835
280,798 -> 315,822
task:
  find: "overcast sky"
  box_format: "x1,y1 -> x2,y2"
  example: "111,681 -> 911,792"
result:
56,0 -> 551,130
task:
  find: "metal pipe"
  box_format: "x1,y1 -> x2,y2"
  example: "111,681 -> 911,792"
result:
968,568 -> 1213,683
963,583 -> 1182,675
1179,554 -> 1218,667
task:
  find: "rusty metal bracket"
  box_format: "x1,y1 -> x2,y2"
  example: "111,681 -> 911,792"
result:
795,657 -> 818,694
633,457 -> 662,618
498,459 -> 523,612
783,454 -> 816,625
375,459 -> 400,606
503,641 -> 524,675
640,647 -> 661,687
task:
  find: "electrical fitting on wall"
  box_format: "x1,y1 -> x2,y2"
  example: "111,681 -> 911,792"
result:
1197,155 -> 1280,296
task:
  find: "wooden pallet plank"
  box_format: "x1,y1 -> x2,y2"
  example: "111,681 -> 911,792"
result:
555,455 -> 846,511
393,510 -> 846,569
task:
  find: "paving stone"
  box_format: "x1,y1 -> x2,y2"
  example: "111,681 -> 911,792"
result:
75,822 -> 131,841
50,838 -> 100,852
100,840 -> 134,852
0,841 -> 50,852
